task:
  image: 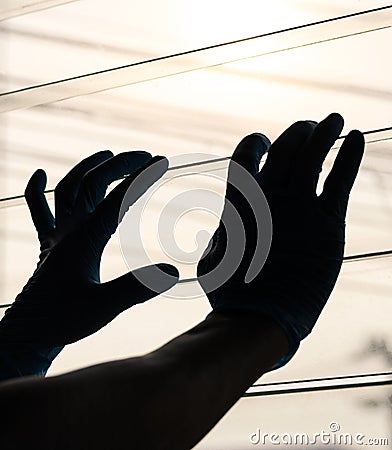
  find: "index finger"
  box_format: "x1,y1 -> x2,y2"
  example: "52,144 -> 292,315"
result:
89,156 -> 169,246
74,151 -> 152,215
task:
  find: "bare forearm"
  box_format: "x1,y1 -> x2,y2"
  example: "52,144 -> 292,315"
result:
0,312 -> 288,450
139,311 -> 289,449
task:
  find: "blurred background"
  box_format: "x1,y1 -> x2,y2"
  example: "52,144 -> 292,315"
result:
0,1 -> 391,448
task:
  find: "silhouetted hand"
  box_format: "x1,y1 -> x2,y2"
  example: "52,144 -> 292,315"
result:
0,151 -> 179,376
198,113 -> 364,367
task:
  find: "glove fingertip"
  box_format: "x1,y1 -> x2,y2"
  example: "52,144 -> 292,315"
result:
231,133 -> 271,176
237,133 -> 271,154
252,132 -> 271,149
135,263 -> 179,295
25,169 -> 47,196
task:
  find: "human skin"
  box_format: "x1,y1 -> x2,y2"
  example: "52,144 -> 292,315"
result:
0,113 -> 364,449
0,311 -> 288,450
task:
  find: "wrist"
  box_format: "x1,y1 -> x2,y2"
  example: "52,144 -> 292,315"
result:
206,308 -> 296,370
0,343 -> 63,382
205,309 -> 290,367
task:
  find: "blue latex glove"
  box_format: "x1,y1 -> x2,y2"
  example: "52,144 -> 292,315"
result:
0,151 -> 179,381
198,113 -> 364,368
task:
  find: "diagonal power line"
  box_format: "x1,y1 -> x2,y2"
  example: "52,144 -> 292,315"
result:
2,5 -> 391,97
0,6 -> 390,112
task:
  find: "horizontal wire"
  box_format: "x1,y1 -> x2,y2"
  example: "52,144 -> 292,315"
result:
251,370 -> 392,388
245,381 -> 392,397
0,126 -> 391,206
361,126 -> 392,136
365,136 -> 392,145
244,372 -> 392,397
177,249 -> 392,284
343,249 -> 392,261
166,127 -> 392,172
0,249 -> 391,308
1,5 -> 390,97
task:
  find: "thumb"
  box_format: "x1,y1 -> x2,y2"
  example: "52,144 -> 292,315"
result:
99,263 -> 179,310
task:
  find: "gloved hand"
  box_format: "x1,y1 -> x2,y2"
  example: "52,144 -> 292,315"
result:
0,151 -> 179,380
198,113 -> 364,368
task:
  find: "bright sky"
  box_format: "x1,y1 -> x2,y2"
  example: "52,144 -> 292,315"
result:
0,1 -> 391,447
